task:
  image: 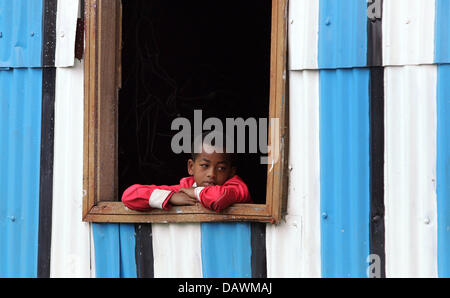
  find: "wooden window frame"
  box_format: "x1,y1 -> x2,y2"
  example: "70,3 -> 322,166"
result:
82,0 -> 288,224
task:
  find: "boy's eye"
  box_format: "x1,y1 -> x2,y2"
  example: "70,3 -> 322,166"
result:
217,167 -> 226,171
200,164 -> 208,168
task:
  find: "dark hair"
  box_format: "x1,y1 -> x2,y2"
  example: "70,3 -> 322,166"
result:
191,131 -> 236,166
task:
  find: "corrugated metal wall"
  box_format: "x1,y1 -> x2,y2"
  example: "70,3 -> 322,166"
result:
201,223 -> 252,278
384,65 -> 438,277
0,0 -> 43,67
51,59 -> 91,277
267,70 -> 321,277
0,0 -> 449,278
436,0 -> 450,64
152,223 -> 202,277
318,0 -> 368,68
436,65 -> 450,277
319,68 -> 370,277
0,68 -> 42,277
279,0 -> 449,278
0,0 -> 44,277
383,0 -> 435,66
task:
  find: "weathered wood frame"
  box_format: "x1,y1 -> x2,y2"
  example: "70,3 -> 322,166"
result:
82,0 -> 288,224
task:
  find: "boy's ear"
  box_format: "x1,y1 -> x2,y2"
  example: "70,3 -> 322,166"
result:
187,159 -> 195,176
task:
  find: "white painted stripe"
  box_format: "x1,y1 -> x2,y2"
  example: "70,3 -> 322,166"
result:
152,223 -> 203,278
288,0 -> 319,70
383,0 -> 436,66
50,59 -> 92,277
55,0 -> 80,67
89,224 -> 96,278
384,65 -> 438,277
266,70 -> 321,277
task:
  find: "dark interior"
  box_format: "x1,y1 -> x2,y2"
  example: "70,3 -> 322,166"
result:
119,0 -> 272,204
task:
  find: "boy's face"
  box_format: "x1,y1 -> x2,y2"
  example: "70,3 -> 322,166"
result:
188,144 -> 236,187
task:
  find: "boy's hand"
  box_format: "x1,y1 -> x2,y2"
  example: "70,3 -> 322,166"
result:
169,192 -> 197,206
179,187 -> 196,199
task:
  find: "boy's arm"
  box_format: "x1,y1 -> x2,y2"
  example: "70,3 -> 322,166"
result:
121,184 -> 180,211
189,176 -> 252,212
122,177 -> 197,211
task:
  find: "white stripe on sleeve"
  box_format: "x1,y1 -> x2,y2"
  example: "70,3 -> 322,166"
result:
149,189 -> 172,209
194,187 -> 205,202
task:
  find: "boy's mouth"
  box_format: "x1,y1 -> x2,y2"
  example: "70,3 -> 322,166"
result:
203,181 -> 216,186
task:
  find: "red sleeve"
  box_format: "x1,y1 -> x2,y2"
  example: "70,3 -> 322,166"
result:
197,176 -> 252,212
121,183 -> 182,211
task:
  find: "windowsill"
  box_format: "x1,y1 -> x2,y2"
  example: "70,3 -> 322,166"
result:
84,202 -> 274,223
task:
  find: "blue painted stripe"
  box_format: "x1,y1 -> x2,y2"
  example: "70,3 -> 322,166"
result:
201,223 -> 252,278
0,0 -> 43,67
435,0 -> 450,63
0,68 -> 42,277
318,0 -> 368,69
93,223 -> 137,278
319,69 -> 370,277
437,65 -> 450,278
119,224 -> 137,278
93,224 -> 121,278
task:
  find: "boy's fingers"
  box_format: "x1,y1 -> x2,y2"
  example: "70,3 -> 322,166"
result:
171,192 -> 198,206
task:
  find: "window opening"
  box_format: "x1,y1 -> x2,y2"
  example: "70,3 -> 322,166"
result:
119,0 -> 273,205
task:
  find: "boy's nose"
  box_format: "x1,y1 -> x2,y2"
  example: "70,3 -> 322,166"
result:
207,169 -> 216,178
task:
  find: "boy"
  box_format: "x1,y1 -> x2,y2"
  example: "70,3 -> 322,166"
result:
121,133 -> 252,212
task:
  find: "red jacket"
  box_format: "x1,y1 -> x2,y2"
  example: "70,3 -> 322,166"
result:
121,175 -> 252,212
